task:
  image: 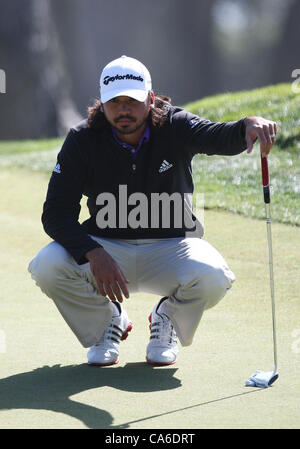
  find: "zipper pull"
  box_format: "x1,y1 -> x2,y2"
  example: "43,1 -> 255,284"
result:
132,163 -> 136,172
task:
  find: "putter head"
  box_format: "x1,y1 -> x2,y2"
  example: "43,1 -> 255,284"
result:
245,370 -> 279,388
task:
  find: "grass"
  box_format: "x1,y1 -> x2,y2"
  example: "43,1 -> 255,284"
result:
0,83 -> 299,225
0,138 -> 62,156
192,150 -> 300,225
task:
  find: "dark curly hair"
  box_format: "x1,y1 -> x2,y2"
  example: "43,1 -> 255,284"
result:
87,93 -> 172,130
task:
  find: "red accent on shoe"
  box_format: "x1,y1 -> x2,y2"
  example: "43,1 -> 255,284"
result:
120,322 -> 133,341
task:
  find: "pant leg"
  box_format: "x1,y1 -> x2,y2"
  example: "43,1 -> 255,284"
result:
28,238 -> 138,348
136,237 -> 236,347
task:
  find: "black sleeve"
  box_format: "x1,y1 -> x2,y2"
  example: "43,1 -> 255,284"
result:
42,129 -> 102,265
174,109 -> 247,157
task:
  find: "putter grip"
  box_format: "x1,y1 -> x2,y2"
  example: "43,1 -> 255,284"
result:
261,155 -> 270,204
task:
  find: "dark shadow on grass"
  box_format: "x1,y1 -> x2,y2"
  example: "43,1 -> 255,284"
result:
0,362 -> 181,429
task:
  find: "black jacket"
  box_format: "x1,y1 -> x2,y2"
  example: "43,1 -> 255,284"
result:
42,106 -> 247,264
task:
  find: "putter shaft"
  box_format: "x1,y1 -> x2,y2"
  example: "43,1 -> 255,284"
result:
265,203 -> 278,373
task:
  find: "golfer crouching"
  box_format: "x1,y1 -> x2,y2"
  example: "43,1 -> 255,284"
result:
28,55 -> 276,366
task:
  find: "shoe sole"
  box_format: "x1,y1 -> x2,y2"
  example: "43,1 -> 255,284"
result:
87,322 -> 133,367
88,358 -> 119,367
146,357 -> 177,366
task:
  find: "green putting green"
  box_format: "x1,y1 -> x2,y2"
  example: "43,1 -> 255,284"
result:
0,168 -> 299,429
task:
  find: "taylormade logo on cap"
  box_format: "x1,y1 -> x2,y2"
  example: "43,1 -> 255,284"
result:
103,74 -> 144,85
100,55 -> 152,103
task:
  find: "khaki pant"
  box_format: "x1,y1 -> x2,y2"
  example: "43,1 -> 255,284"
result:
28,236 -> 235,348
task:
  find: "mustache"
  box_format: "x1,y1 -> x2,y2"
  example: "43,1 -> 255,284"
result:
114,115 -> 136,123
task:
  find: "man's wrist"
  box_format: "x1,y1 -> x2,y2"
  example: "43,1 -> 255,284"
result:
85,246 -> 104,261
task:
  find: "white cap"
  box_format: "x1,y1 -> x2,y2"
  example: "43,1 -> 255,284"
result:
100,55 -> 152,103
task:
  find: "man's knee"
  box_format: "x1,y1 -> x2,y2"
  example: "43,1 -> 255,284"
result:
182,265 -> 235,307
28,242 -> 71,288
201,265 -> 235,309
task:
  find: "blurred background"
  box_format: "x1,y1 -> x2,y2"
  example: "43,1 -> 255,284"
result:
0,0 -> 299,140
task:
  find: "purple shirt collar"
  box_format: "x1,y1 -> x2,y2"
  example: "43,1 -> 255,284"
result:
111,124 -> 150,159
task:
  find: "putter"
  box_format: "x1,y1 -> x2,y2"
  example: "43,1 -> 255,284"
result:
245,155 -> 279,388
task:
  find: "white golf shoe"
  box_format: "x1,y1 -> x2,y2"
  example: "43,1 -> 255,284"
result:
87,303 -> 132,366
146,297 -> 178,366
